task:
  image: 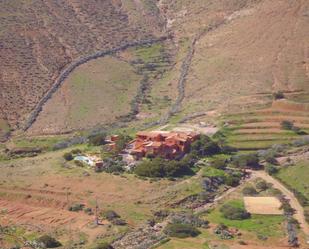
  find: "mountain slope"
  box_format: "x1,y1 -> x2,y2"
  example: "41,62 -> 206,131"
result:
0,0 -> 164,131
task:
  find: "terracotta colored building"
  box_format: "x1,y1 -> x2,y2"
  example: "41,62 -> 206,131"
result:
130,131 -> 199,160
105,135 -> 119,151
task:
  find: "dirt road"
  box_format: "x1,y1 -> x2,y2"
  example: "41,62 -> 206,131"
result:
252,171 -> 309,240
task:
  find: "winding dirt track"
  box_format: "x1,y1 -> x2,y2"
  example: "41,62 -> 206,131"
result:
252,171 -> 309,239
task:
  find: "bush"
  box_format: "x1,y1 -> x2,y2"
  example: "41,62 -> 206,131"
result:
281,120 -> 294,130
88,133 -> 107,146
37,235 -> 61,248
256,180 -> 270,191
220,145 -> 238,154
225,175 -> 241,187
231,153 -> 260,169
134,157 -> 193,178
264,155 -> 279,165
242,186 -> 258,196
115,134 -> 132,152
273,91 -> 285,100
265,164 -> 278,175
63,152 -> 73,161
101,210 -> 120,221
211,158 -> 227,170
68,203 -> 85,212
220,204 -> 251,220
164,223 -> 201,238
111,218 -> 127,226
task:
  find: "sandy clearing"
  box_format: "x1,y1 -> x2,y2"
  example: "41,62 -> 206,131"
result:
244,196 -> 283,215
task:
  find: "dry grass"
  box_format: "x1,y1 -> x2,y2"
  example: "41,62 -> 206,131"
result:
28,56 -> 141,134
244,197 -> 283,215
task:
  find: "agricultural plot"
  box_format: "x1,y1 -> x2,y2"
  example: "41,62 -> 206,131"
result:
244,197 -> 283,215
205,199 -> 285,238
222,99 -> 309,150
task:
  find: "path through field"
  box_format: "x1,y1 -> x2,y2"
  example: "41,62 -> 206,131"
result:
252,170 -> 309,240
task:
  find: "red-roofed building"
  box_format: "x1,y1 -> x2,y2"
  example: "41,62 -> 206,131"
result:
130,131 -> 199,160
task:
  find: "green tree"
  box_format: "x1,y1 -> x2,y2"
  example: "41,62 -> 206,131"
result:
63,152 -> 73,161
191,135 -> 221,157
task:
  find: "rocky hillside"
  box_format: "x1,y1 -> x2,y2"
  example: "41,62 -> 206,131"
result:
0,0 -> 308,137
0,0 -> 164,130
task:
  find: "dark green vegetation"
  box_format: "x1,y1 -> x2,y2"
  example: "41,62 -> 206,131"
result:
164,223 -> 201,238
37,235 -> 62,248
205,199 -> 285,238
134,157 -> 194,178
219,201 -> 251,220
88,133 -> 107,146
230,153 -> 261,169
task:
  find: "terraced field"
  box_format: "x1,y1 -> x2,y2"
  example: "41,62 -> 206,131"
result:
223,99 -> 309,150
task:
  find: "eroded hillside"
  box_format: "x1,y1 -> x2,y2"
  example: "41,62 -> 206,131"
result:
0,0 -> 165,132
1,0 -> 308,138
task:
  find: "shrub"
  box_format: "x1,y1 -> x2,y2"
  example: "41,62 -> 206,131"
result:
101,210 -> 120,221
211,158 -> 227,170
115,134 -> 132,152
111,218 -> 127,226
265,164 -> 278,175
281,120 -> 294,130
220,145 -> 238,154
84,208 -> 93,215
256,180 -> 269,191
37,235 -> 61,248
273,91 -> 285,100
164,223 -> 201,238
231,153 -> 260,169
220,204 -> 251,220
242,186 -> 258,196
104,163 -> 124,174
63,152 -> 73,161
264,155 -> 279,165
88,133 -> 107,146
225,175 -> 241,187
68,203 -> 85,212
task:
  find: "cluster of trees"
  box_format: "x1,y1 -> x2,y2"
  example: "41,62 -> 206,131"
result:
230,153 -> 261,169
190,135 -> 221,157
134,157 -> 194,178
